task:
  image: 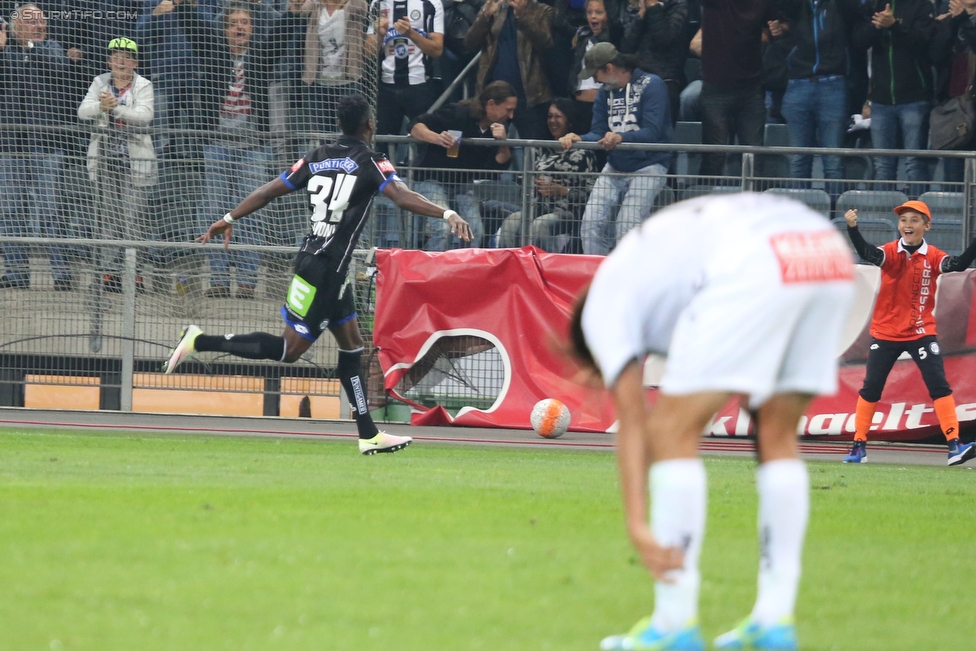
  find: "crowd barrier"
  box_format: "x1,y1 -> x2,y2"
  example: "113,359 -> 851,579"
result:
374,247 -> 976,442
2,129 -> 976,433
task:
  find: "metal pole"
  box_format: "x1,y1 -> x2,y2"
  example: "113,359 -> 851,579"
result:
427,53 -> 482,114
741,152 -> 755,192
521,145 -> 536,246
965,156 -> 975,244
120,247 -> 137,412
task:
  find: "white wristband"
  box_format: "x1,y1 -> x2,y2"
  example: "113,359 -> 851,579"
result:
223,212 -> 237,224
443,209 -> 458,221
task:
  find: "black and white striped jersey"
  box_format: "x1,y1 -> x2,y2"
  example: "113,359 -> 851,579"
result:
279,135 -> 401,276
367,0 -> 444,86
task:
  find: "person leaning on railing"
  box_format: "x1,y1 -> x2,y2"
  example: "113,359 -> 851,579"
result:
409,79 -> 516,250
559,43 -> 673,256
77,37 -> 157,294
0,3 -> 75,290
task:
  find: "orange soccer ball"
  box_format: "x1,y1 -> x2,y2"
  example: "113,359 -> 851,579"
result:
530,399 -> 571,439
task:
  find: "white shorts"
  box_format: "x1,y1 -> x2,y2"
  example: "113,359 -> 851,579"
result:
660,245 -> 856,409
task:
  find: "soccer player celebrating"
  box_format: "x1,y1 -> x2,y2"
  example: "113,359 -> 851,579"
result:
163,93 -> 473,455
843,200 -> 976,466
569,193 -> 856,651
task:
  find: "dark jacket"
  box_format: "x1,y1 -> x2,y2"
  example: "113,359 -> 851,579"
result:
464,0 -> 553,107
700,0 -> 783,89
568,22 -> 623,92
581,68 -> 673,171
929,3 -> 976,102
853,0 -> 934,105
779,0 -> 869,79
621,0 -> 691,84
0,38 -> 70,154
411,102 -> 511,183
174,3 -> 281,135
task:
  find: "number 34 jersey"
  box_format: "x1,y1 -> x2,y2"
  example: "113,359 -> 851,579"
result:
279,135 -> 401,276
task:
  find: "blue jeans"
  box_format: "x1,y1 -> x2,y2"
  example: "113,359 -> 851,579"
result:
204,143 -> 271,288
870,100 -> 931,184
0,152 -> 71,283
413,181 -> 483,251
581,163 -> 668,255
781,76 -> 847,181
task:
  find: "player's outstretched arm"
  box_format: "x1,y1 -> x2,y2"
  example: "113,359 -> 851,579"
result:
198,177 -> 293,249
845,208 -> 885,266
941,233 -> 976,272
612,363 -> 684,581
382,180 -> 474,242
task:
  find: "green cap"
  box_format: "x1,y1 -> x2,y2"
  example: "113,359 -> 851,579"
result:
107,37 -> 138,54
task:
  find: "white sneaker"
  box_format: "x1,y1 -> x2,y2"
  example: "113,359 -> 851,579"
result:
359,432 -> 413,455
162,325 -> 202,374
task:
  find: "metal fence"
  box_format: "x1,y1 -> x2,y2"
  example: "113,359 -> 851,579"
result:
3,127 -> 976,418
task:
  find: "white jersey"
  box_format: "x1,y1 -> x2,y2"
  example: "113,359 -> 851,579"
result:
581,192 -> 856,406
368,0 -> 444,86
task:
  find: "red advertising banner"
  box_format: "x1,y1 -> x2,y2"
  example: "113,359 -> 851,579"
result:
374,247 -> 976,441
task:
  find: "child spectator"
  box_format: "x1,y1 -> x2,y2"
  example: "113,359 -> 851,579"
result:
843,200 -> 976,466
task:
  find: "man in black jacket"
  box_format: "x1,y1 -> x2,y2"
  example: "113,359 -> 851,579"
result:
621,0 -> 690,124
778,0 -> 869,192
854,0 -> 935,188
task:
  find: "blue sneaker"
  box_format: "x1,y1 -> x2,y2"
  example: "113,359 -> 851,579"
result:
947,439 -> 976,466
843,440 -> 867,463
714,617 -> 797,650
599,616 -> 704,651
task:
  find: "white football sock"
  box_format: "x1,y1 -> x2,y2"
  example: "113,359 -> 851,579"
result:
751,459 -> 808,627
648,458 -> 706,632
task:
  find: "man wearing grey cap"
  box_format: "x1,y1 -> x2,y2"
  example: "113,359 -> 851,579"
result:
559,42 -> 673,255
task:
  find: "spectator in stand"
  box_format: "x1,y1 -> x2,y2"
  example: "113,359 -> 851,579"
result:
678,26 -> 701,120
931,0 -> 976,183
498,98 -> 599,251
464,0 -> 553,140
77,37 -> 157,292
549,0 -> 590,99
698,0 -> 782,177
366,0 -> 444,145
284,0 -> 370,144
620,0 -> 690,124
409,80 -> 516,250
559,43 -> 673,255
854,0 -> 935,191
569,0 -> 623,127
777,0 -> 868,191
136,0 -> 202,157
167,0 -> 281,299
0,3 -> 74,290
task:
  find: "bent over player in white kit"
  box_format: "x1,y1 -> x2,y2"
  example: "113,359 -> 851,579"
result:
568,193 -> 856,651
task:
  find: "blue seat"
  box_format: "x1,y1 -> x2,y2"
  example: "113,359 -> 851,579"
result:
926,220 -> 965,256
764,188 -> 832,219
918,191 -> 964,222
835,190 -> 909,227
674,121 -> 702,182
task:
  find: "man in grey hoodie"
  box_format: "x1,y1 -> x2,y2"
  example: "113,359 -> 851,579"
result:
560,42 -> 673,255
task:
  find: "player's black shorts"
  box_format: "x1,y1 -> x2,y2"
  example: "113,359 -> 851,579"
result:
860,335 -> 952,402
279,251 -> 356,342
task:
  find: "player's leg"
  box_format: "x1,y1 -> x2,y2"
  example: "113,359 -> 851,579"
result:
845,339 -> 901,463
909,337 -> 975,466
329,317 -> 412,454
715,392 -> 811,651
601,390 -> 730,651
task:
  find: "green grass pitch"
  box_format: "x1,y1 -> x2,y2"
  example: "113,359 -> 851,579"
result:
1,429 -> 974,651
